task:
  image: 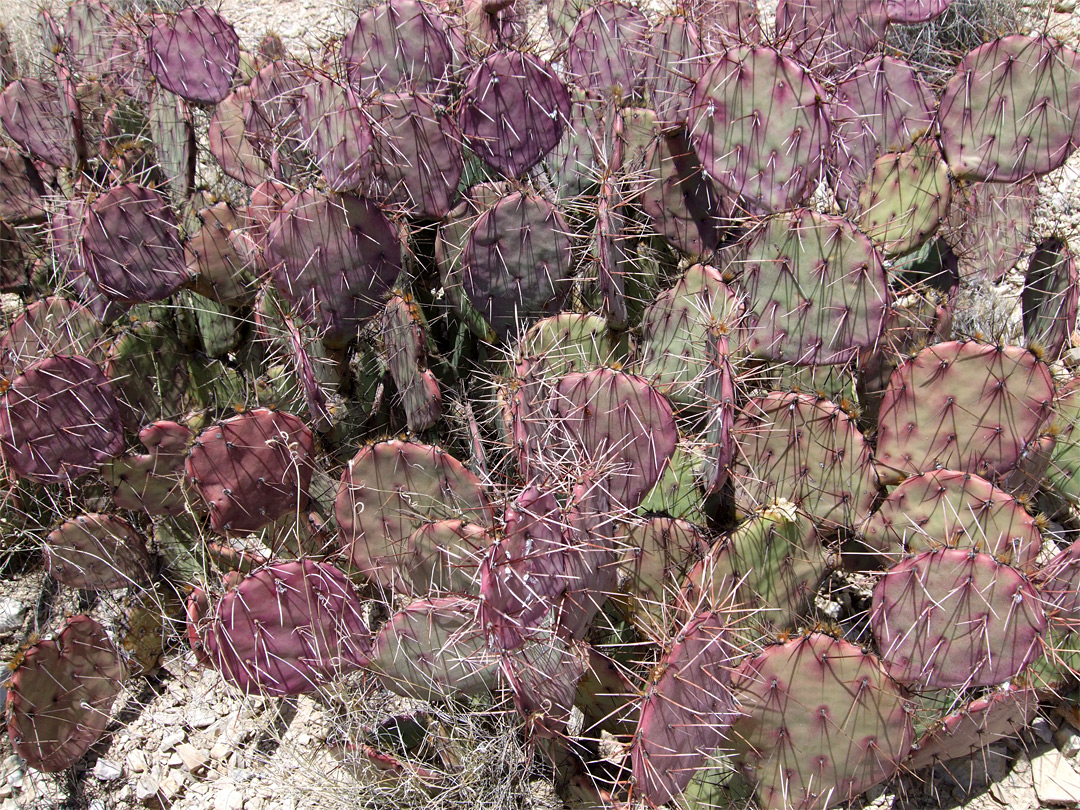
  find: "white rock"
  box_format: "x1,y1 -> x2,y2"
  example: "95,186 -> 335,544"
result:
1058,724 -> 1080,759
0,599 -> 26,634
135,775 -> 160,803
187,706 -> 218,729
89,799 -> 107,810
168,753 -> 183,768
176,742 -> 209,773
210,741 -> 232,761
127,750 -> 148,773
1033,745 -> 1080,805
159,775 -> 184,802
159,730 -> 185,752
215,783 -> 245,810
92,759 -> 123,781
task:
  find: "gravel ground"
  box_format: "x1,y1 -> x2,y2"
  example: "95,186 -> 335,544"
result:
5,2 -> 1080,810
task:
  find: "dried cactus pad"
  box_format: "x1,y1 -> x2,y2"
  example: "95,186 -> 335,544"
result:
46,513 -> 153,590
875,341 -> 1054,485
186,408 -> 315,535
147,7 -> 240,104
731,633 -> 914,810
860,469 -> 1042,567
0,354 -> 124,483
937,35 -> 1080,182
202,560 -> 370,695
80,183 -> 189,304
871,548 -> 1046,689
735,209 -> 889,365
459,50 -> 571,177
632,611 -> 740,806
6,615 -> 126,772
690,46 -> 830,213
336,440 -> 494,589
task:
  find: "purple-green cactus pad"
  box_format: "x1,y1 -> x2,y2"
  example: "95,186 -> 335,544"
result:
860,469 -> 1042,568
886,0 -> 954,22
871,548 -> 1046,689
1047,377 -> 1080,505
147,7 -> 240,104
1035,535 -> 1080,622
45,513 -> 152,590
681,502 -> 826,633
368,596 -> 499,701
692,0 -> 763,50
632,611 -> 740,805
63,0 -> 118,79
731,633 -> 913,810
731,392 -> 878,531
690,46 -> 830,213
480,486 -> 568,648
637,262 -> 742,408
831,56 -> 936,205
0,296 -> 102,377
368,92 -> 463,219
461,190 -> 574,340
1023,237 -> 1078,361
242,60 -> 312,181
618,516 -> 709,634
549,367 -> 678,510
379,294 -> 442,432
501,631 -> 585,738
80,183 -> 188,303
639,128 -> 733,258
336,440 -> 494,590
907,686 -> 1037,770
565,0 -> 649,99
404,519 -> 489,595
6,615 -> 126,772
186,408 -> 315,536
207,85 -> 269,186
735,209 -> 889,365
855,139 -> 951,258
202,560 -> 370,695
943,178 -> 1038,282
264,189 -> 401,346
0,146 -> 44,222
185,202 -> 255,305
0,354 -> 124,483
459,50 -> 571,177
642,16 -> 707,126
0,79 -> 77,166
775,0 -> 889,74
298,77 -> 373,193
341,0 -> 456,96
938,35 -> 1080,182
875,341 -> 1054,485
107,420 -> 193,517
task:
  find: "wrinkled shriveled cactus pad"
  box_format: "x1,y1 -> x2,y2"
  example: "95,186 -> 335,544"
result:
938,35 -> 1080,182
6,615 -> 126,772
730,632 -> 914,810
875,341 -> 1054,485
632,611 -> 740,805
871,548 -> 1046,689
147,7 -> 240,105
336,440 -> 494,589
186,408 -> 315,535
45,513 -> 153,590
201,560 -> 370,695
0,354 -> 124,483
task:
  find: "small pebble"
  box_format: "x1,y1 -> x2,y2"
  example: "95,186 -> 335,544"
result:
0,599 -> 26,635
92,759 -> 122,781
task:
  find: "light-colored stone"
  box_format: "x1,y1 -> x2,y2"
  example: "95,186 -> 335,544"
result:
215,782 -> 245,810
0,598 -> 26,634
187,706 -> 218,729
1033,745 -> 1080,805
210,740 -> 233,761
127,750 -> 148,774
159,730 -> 185,752
168,752 -> 183,768
159,775 -> 184,802
176,742 -> 210,773
1055,723 -> 1080,758
135,774 -> 160,803
92,758 -> 123,781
